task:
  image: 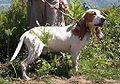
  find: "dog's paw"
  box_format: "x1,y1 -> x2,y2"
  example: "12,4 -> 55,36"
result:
75,66 -> 79,71
23,75 -> 31,80
72,66 -> 79,71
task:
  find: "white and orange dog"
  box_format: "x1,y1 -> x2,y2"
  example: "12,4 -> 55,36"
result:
10,9 -> 106,80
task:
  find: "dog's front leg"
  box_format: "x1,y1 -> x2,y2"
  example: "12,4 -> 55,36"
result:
70,49 -> 80,71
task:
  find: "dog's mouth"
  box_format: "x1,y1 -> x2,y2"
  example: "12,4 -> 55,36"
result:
95,27 -> 104,38
94,23 -> 104,27
94,21 -> 105,38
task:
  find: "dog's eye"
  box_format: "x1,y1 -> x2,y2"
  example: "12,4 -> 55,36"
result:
92,13 -> 96,16
90,11 -> 96,16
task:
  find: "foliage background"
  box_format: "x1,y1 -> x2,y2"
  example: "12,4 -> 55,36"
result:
0,0 -> 120,83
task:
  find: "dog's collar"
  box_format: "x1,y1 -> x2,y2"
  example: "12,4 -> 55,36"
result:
75,22 -> 81,30
74,22 -> 91,33
75,22 -> 90,33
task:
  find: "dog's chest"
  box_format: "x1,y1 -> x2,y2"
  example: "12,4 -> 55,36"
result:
70,33 -> 90,50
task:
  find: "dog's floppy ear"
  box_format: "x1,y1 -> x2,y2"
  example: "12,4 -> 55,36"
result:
78,11 -> 96,40
72,13 -> 88,40
78,17 -> 88,40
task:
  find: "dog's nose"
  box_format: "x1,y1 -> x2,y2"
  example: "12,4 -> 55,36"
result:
101,17 -> 106,23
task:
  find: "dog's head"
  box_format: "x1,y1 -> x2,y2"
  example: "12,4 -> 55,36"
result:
81,9 -> 106,38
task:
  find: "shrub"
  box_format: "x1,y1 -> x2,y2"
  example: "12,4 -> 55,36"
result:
0,0 -> 27,63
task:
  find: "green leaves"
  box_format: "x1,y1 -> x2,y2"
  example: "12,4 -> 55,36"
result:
31,28 -> 51,46
35,59 -> 51,76
68,0 -> 85,19
65,0 -> 85,24
4,27 -> 16,36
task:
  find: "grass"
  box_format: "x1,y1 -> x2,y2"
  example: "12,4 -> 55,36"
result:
0,78 -> 9,84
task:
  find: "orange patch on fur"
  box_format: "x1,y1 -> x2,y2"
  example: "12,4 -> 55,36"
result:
84,11 -> 96,23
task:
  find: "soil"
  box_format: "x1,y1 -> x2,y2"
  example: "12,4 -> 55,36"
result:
11,75 -> 120,84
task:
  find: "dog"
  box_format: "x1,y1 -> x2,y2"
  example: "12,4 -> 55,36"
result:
10,9 -> 106,80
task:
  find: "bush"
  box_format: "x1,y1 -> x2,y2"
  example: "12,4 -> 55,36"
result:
0,0 -> 27,63
0,0 -> 27,79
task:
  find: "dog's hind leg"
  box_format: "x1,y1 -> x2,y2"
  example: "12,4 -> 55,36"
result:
21,42 -> 45,80
21,50 -> 33,80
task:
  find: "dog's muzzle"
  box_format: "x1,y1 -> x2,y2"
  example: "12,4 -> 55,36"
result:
94,17 -> 106,27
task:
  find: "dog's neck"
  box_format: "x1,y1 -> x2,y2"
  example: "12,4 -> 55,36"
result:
72,19 -> 91,40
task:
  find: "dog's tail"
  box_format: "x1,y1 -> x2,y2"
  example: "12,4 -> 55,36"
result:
10,32 -> 27,62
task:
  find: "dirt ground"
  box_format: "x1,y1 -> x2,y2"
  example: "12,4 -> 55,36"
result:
11,75 -> 120,84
